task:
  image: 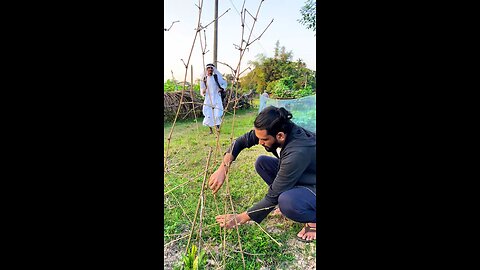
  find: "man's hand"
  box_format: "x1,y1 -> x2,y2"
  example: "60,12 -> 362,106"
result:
215,212 -> 250,229
208,153 -> 234,194
208,168 -> 225,194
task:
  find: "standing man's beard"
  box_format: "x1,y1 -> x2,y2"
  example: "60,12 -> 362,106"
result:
263,141 -> 281,152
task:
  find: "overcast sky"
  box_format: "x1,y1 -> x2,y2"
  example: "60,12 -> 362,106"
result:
164,0 -> 316,82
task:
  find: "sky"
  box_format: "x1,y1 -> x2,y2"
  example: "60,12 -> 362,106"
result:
164,0 -> 316,83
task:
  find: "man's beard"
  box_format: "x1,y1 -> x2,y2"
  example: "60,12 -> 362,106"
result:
263,141 -> 281,152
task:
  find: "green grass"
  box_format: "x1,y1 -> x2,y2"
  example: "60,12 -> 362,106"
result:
164,107 -> 315,269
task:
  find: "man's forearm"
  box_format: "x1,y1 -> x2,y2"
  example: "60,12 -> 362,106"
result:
219,153 -> 234,175
225,130 -> 258,159
223,153 -> 235,167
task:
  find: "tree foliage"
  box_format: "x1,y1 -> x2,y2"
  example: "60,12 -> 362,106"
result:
298,0 -> 316,33
240,41 -> 316,99
164,79 -> 200,93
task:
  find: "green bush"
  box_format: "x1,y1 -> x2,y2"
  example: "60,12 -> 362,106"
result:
164,79 -> 178,92
266,81 -> 276,93
271,77 -> 295,99
293,85 -> 314,98
164,79 -> 200,93
267,76 -> 314,99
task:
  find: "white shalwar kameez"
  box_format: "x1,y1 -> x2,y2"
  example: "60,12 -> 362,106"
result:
200,68 -> 227,127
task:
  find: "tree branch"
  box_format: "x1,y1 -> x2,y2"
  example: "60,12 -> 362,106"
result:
164,20 -> 180,31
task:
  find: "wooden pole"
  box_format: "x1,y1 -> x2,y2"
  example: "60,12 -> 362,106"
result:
213,0 -> 218,66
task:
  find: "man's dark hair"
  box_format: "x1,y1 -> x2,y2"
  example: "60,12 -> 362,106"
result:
254,106 -> 294,136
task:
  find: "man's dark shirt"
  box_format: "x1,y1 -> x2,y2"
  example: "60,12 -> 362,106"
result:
226,123 -> 316,223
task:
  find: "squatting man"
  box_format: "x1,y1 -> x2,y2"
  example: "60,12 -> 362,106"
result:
208,106 -> 316,242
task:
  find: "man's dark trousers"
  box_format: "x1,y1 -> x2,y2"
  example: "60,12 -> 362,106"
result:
254,155 -> 316,223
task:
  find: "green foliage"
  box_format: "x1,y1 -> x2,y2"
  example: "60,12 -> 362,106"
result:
241,41 -> 316,98
294,85 -> 314,99
164,79 -> 200,93
298,0 -> 316,33
268,76 -> 313,99
265,80 -> 276,94
164,79 -> 178,92
272,77 -> 294,99
178,245 -> 206,270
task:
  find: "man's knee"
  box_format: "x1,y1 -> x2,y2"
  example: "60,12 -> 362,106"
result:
278,192 -> 297,217
254,155 -> 269,173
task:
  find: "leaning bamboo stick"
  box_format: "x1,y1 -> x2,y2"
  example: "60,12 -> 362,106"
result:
185,147 -> 213,254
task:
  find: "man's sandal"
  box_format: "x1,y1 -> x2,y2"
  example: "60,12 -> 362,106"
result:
297,223 -> 316,243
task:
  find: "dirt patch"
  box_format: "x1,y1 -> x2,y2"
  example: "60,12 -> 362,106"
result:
262,216 -> 317,269
284,238 -> 317,270
164,240 -> 183,270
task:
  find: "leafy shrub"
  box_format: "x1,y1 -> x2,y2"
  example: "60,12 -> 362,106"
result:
267,76 -> 314,99
164,79 -> 178,92
271,77 -> 295,99
164,79 -> 200,93
266,80 -> 276,93
293,85 -> 314,98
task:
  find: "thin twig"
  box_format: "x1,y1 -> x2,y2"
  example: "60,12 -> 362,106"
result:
243,205 -> 277,215
245,9 -> 256,21
217,61 -> 237,74
254,221 -> 283,247
190,64 -> 200,134
164,234 -> 189,247
238,66 -> 251,77
203,30 -> 208,53
231,249 -> 265,256
164,20 -> 180,31
247,19 -> 274,46
185,147 -> 212,254
224,166 -> 246,269
180,59 -> 187,68
164,176 -> 197,195
165,191 -> 193,225
197,147 -> 213,251
164,233 -> 186,237
199,9 -> 231,31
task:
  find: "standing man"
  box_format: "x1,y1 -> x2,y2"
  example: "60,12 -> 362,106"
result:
200,63 -> 227,134
208,106 -> 317,242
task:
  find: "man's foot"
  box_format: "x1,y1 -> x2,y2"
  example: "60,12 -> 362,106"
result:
271,207 -> 283,216
297,223 -> 316,242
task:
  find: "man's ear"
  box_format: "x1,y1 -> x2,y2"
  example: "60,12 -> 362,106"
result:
276,132 -> 286,142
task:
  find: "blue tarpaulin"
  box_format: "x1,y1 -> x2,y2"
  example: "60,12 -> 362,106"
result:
259,95 -> 316,133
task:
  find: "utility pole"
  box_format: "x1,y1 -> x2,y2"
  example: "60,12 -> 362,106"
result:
213,0 -> 218,66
